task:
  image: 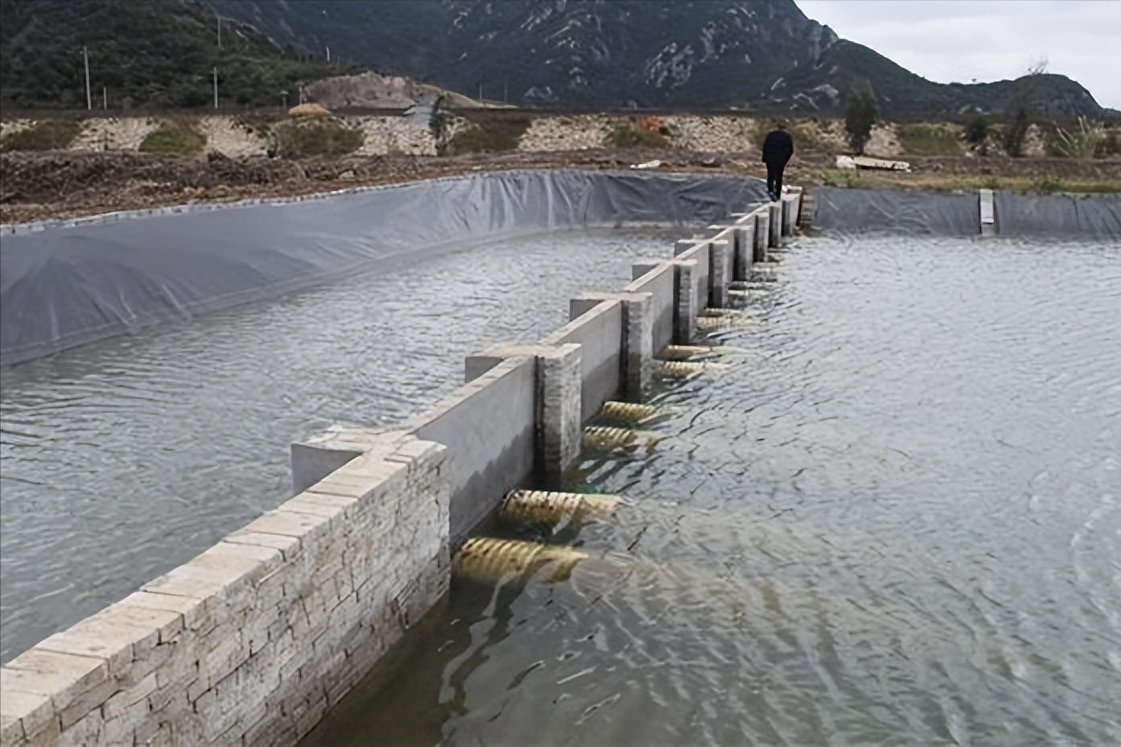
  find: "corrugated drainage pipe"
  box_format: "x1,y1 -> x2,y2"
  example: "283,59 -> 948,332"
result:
452,537 -> 588,585
581,426 -> 663,451
598,401 -> 660,423
499,489 -> 622,529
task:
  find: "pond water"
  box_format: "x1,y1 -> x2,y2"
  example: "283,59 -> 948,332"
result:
305,233 -> 1121,746
0,226 -> 681,664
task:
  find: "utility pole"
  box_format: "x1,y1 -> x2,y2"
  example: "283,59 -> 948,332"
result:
326,45 -> 331,63
213,67 -> 218,109
83,46 -> 92,111
102,86 -> 107,110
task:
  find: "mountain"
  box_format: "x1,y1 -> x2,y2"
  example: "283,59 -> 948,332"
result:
209,0 -> 1107,118
0,0 -> 349,110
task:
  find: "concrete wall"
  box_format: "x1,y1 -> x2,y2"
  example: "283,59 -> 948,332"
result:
409,358 -> 537,544
542,300 -> 626,423
627,263 -> 675,354
0,187 -> 799,747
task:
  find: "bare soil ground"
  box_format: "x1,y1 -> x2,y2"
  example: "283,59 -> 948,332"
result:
2,148 -> 1118,225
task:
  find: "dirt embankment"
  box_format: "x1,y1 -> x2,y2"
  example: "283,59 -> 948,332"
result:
0,148 -> 780,224
2,111 -> 1118,224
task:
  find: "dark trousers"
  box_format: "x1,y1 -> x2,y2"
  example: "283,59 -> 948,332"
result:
766,162 -> 785,200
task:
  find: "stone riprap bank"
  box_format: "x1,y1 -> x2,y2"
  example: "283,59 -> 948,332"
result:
0,188 -> 801,747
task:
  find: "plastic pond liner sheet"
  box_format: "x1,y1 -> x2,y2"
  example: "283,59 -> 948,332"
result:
812,185 -> 1121,241
0,169 -> 766,366
994,192 -> 1121,238
811,186 -> 979,236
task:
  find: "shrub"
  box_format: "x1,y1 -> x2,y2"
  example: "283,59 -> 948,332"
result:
140,123 -> 206,155
1103,131 -> 1121,157
1051,117 -> 1105,159
445,116 -> 531,155
609,122 -> 670,149
234,113 -> 284,138
964,116 -> 990,146
267,118 -> 364,158
1003,108 -> 1031,157
0,119 -> 83,151
844,91 -> 877,155
897,123 -> 962,156
790,120 -> 834,153
1033,175 -> 1064,194
817,168 -> 860,188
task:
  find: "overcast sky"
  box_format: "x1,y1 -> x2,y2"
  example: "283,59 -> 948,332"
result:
795,0 -> 1121,111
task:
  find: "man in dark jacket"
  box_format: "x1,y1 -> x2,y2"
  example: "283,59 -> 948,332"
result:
761,123 -> 794,201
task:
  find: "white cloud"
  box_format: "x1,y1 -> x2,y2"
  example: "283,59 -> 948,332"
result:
795,0 -> 1121,110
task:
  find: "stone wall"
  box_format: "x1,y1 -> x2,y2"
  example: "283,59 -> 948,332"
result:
0,434 -> 449,747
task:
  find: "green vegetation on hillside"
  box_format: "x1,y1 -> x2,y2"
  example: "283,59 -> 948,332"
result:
139,121 -> 205,154
446,115 -> 532,155
0,119 -> 83,150
897,123 -> 962,156
266,118 -> 364,159
0,0 -> 356,110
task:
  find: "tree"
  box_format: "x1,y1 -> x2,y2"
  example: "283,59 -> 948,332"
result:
965,115 -> 989,146
844,90 -> 877,155
1003,60 -> 1046,157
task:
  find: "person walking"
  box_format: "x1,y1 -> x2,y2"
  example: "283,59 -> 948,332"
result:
761,122 -> 794,202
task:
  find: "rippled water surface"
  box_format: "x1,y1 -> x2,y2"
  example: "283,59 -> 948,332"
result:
307,234 -> 1121,746
0,226 -> 684,663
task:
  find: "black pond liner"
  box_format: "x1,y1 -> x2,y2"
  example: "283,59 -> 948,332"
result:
0,169 -> 767,367
812,185 -> 1121,242
994,192 -> 1121,238
811,186 -> 980,236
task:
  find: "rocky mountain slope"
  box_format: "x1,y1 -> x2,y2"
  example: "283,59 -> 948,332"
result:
211,0 -> 1107,118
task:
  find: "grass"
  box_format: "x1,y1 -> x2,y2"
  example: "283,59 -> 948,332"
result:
897,123 -> 962,156
267,118 -> 364,159
0,119 -> 83,151
816,168 -> 863,187
446,116 -> 532,155
1049,117 -> 1106,159
608,122 -> 671,149
139,122 -> 206,155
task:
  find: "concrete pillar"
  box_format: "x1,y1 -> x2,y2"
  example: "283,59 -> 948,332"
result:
708,239 -> 731,309
781,194 -> 800,236
979,188 -> 996,236
465,343 -> 582,486
571,291 -> 654,402
538,344 -> 582,485
732,226 -> 751,281
768,203 -> 782,248
672,259 -> 698,344
753,211 -> 769,262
